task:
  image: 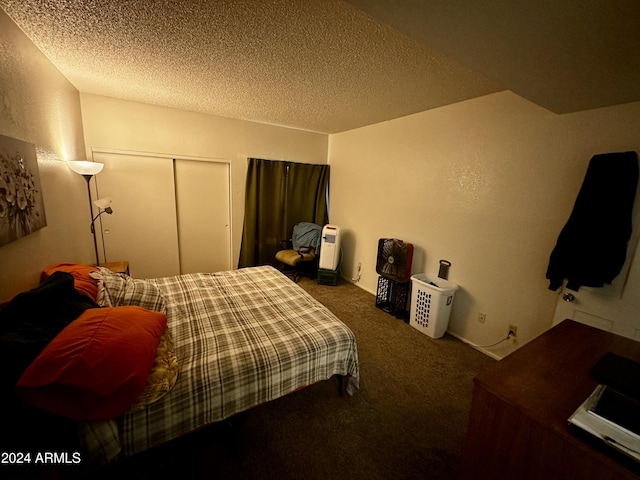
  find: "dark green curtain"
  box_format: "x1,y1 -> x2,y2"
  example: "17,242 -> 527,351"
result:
238,158 -> 329,268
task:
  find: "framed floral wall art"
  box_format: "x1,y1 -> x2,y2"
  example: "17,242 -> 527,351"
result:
0,134 -> 46,246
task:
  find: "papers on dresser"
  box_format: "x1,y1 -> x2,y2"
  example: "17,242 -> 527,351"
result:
569,384 -> 640,463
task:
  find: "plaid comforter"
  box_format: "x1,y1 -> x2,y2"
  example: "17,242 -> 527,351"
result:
81,266 -> 359,462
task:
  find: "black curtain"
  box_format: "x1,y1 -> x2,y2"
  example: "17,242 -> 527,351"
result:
238,158 -> 329,268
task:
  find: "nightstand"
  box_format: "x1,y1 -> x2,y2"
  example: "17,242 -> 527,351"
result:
101,261 -> 130,275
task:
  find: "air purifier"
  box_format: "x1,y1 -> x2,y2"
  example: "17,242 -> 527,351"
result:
319,225 -> 341,271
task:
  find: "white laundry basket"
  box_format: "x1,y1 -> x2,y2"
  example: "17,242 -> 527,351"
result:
409,274 -> 458,339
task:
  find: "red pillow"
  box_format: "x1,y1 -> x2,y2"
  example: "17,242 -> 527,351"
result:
41,263 -> 99,301
16,306 -> 167,421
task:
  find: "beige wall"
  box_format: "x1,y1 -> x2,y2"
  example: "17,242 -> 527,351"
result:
0,11 -> 89,301
329,91 -> 640,357
80,94 -> 328,267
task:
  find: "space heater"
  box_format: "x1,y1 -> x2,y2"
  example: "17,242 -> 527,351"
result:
319,225 -> 342,271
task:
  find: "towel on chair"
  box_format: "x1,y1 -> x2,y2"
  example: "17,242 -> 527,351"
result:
546,151 -> 639,291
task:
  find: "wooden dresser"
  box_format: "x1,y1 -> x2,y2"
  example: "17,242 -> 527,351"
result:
460,320 -> 640,480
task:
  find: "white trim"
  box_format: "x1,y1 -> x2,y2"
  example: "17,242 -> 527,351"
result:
90,146 -> 231,165
346,276 -> 502,360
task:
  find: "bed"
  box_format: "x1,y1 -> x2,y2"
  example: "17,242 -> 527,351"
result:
0,264 -> 360,466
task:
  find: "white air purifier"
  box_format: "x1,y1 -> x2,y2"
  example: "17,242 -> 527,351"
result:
319,225 -> 342,271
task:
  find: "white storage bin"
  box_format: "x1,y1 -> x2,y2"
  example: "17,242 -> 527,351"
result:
409,274 -> 458,339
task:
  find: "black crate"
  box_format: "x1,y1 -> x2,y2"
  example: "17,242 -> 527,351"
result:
375,276 -> 410,320
317,268 -> 340,286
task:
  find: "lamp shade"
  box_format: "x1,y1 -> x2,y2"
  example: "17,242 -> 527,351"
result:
93,197 -> 112,210
67,161 -> 104,176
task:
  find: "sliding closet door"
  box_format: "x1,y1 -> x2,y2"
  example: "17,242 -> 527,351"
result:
174,159 -> 231,274
93,152 -> 181,278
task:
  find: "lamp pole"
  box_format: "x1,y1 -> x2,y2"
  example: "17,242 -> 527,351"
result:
81,174 -> 101,266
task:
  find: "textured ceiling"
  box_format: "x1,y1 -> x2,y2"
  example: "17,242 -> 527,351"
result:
0,0 -> 501,133
346,0 -> 640,115
1,1 -> 639,134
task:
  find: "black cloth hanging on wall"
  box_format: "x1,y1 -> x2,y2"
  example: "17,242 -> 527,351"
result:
546,151 -> 639,291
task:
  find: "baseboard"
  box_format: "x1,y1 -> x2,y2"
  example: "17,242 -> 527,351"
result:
446,331 -> 504,360
344,276 -> 503,360
345,277 -> 377,296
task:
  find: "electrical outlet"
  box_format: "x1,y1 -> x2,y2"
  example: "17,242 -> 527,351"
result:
508,324 -> 518,337
477,312 -> 486,324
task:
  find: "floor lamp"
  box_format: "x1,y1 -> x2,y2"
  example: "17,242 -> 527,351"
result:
67,160 -> 111,266
92,197 -> 113,264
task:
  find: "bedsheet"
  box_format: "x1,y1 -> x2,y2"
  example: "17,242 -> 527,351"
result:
80,265 -> 359,462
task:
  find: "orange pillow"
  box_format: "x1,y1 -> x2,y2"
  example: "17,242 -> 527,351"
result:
41,263 -> 100,301
16,306 -> 167,421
